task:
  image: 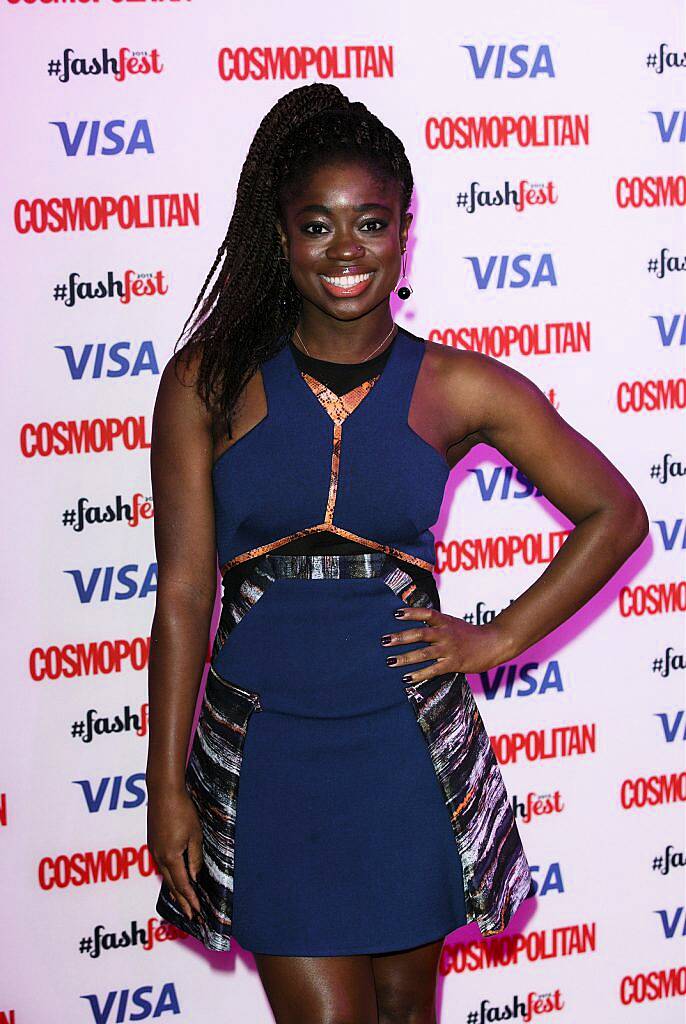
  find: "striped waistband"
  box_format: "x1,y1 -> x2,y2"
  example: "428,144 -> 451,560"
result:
242,551 -> 393,580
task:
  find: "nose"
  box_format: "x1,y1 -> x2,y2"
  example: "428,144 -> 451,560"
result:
326,232 -> 365,262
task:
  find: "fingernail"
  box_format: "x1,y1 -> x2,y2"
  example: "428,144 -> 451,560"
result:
402,673 -> 413,683
394,609 -> 405,618
386,656 -> 397,666
381,634 -> 392,645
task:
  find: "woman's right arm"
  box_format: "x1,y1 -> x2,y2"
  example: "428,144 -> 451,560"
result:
145,350 -> 218,922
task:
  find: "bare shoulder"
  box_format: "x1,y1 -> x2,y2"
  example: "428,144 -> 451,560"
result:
154,345 -> 213,428
422,337 -> 548,433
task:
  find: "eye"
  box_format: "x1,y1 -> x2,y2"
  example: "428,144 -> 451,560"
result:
360,219 -> 388,232
302,222 -> 329,235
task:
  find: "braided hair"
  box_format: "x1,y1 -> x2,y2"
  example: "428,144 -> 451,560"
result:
173,82 -> 414,438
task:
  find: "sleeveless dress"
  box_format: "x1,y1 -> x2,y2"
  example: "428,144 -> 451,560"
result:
156,325 -> 534,956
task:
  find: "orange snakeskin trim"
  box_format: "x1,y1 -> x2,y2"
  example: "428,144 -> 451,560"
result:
220,523 -> 435,576
219,370 -> 435,576
301,372 -> 380,426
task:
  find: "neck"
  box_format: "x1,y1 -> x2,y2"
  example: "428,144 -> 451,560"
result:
293,309 -> 396,363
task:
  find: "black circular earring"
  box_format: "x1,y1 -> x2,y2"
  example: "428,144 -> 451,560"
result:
395,249 -> 413,301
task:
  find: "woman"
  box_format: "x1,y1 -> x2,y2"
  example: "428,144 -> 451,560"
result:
147,83 -> 648,1022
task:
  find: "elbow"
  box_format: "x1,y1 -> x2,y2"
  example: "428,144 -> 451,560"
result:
618,494 -> 650,553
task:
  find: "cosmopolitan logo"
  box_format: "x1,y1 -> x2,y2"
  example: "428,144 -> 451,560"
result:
47,47 -> 164,84
71,704 -> 149,744
511,789 -> 565,824
50,119 -> 154,157
621,771 -> 686,808
30,635 -> 150,681
654,710 -> 686,743
15,192 -> 199,234
617,378 -> 686,412
436,529 -> 571,573
490,722 -> 596,764
653,313 -> 686,347
652,646 -> 685,678
621,965 -> 686,1006
646,44 -> 686,75
465,253 -> 557,290
20,416 -> 151,457
38,842 -> 159,889
80,983 -> 179,1023
431,320 -> 590,357
63,493 -> 154,532
620,580 -> 686,616
480,659 -> 563,700
78,918 -> 186,960
653,518 -> 686,551
655,907 -> 686,939
64,564 -> 157,603
56,340 -> 159,379
616,175 -> 686,208
73,774 -> 147,813
217,44 -> 393,81
468,465 -> 544,502
467,991 -> 564,1023
54,269 -> 168,307
460,43 -> 555,79
426,113 -> 589,150
650,111 -> 686,143
456,178 -> 558,214
652,844 -> 685,877
440,922 -> 596,975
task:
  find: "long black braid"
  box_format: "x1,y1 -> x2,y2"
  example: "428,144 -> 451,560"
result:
173,82 -> 414,438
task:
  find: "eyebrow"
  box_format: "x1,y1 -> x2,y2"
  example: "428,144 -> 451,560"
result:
296,202 -> 393,215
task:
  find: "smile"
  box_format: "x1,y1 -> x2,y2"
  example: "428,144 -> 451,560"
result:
318,271 -> 375,298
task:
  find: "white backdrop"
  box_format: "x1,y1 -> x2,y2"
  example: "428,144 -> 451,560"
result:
2,1 -> 685,1021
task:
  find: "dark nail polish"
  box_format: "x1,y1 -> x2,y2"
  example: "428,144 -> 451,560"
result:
381,634 -> 392,645
386,656 -> 397,666
402,673 -> 413,683
394,609 -> 405,618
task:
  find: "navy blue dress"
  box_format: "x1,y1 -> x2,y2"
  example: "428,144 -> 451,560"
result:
157,327 -> 473,955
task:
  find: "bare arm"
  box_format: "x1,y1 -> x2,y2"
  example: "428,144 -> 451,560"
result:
386,350 -> 650,677
457,354 -> 650,659
145,349 -> 218,918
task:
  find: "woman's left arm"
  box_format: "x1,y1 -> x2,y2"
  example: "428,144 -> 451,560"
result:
390,351 -> 650,678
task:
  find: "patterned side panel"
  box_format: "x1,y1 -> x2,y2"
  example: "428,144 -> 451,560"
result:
383,563 -> 534,937
212,558 -> 277,660
155,665 -> 262,952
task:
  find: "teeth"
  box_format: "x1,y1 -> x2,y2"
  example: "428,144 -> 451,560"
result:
320,272 -> 374,288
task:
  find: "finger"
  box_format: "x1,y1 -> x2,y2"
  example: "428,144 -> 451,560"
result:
187,831 -> 204,883
381,625 -> 438,646
394,606 -> 442,624
402,659 -> 451,684
161,866 -> 193,919
386,645 -> 445,669
169,856 -> 202,915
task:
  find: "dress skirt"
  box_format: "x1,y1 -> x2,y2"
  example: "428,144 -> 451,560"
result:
155,552 -> 533,955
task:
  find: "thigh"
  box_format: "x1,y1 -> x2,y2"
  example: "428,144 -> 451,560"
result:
253,952 -> 378,1024
370,936 -> 445,1024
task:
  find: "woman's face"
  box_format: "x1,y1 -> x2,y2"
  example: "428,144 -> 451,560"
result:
276,159 -> 412,321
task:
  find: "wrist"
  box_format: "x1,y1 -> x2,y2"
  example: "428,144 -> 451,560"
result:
482,617 -> 520,664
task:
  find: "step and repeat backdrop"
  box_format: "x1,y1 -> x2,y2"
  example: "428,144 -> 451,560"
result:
2,1 -> 685,1021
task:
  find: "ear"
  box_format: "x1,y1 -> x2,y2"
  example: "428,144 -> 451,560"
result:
274,217 -> 289,259
399,211 -> 413,250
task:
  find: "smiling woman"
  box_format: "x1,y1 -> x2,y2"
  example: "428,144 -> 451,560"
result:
146,82 -> 647,1024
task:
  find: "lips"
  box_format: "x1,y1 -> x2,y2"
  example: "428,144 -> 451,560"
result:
318,270 -> 375,299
